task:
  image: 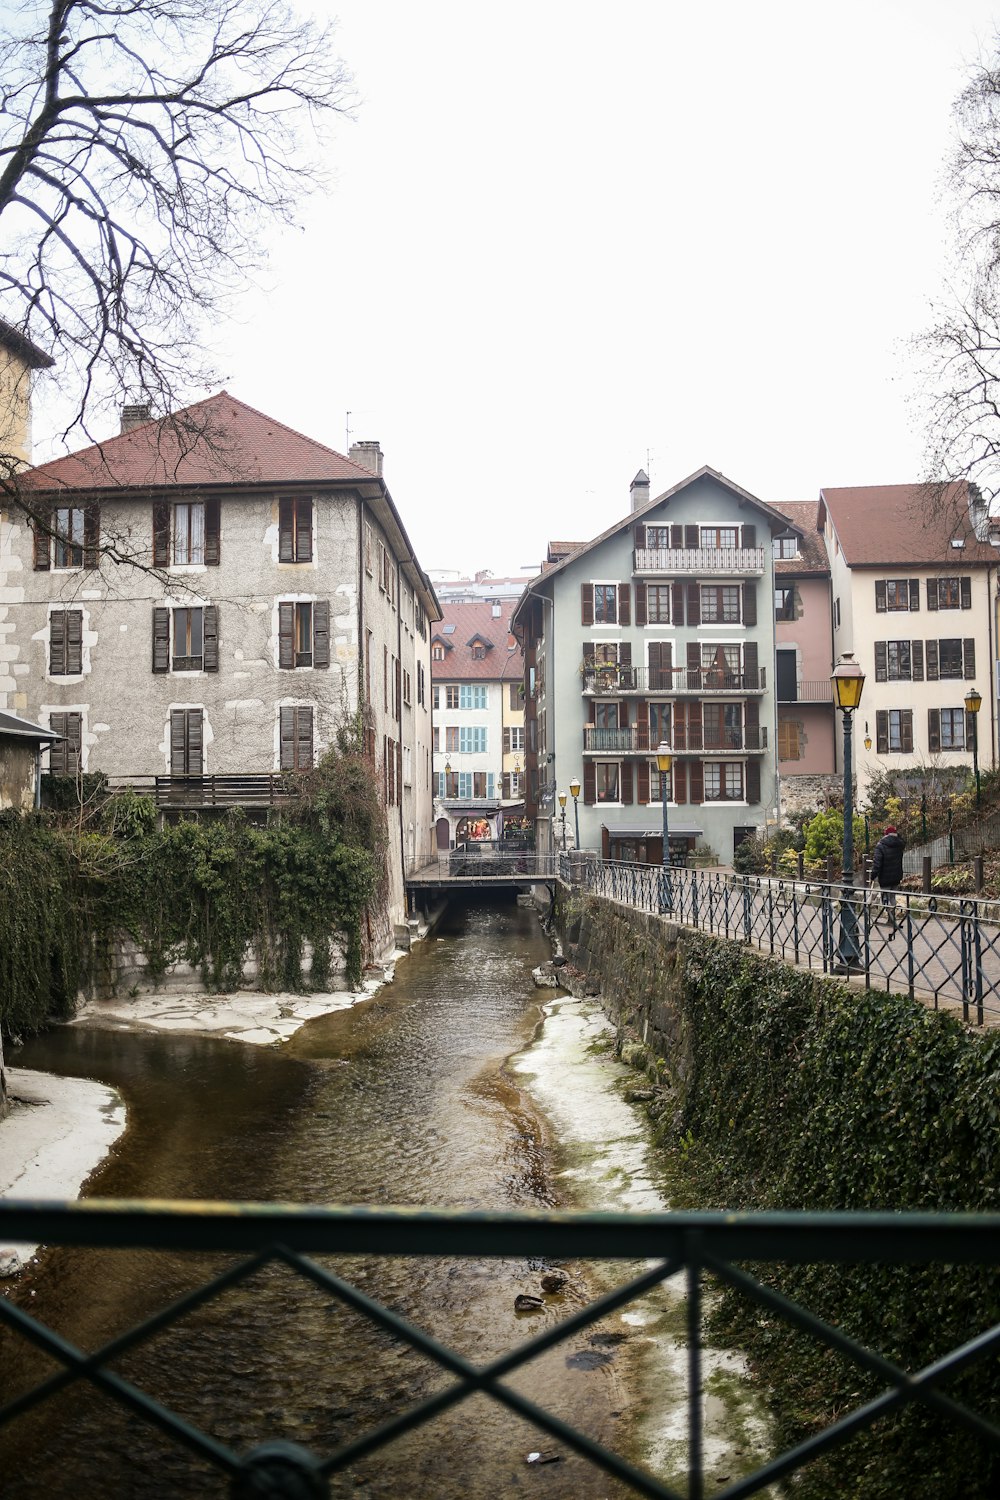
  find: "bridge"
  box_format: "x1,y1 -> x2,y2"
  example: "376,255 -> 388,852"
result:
406,845 -> 559,900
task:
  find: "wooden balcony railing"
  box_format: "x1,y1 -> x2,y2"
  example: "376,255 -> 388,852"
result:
582,666 -> 766,695
582,726 -> 768,754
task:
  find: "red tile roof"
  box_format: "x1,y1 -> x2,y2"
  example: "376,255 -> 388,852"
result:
22,391 -> 375,492
770,500 -> 829,575
431,601 -> 522,682
818,482 -> 998,566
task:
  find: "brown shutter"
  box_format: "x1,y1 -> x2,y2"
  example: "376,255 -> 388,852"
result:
928,708 -> 941,753
743,640 -> 759,689
647,642 -> 661,690
619,641 -> 632,667
673,761 -> 687,803
901,711 -> 913,754
742,581 -> 757,626
33,510 -> 50,571
672,582 -> 685,625
909,579 -> 920,612
601,825 -> 611,859
687,641 -> 701,689
636,699 -> 649,751
278,498 -> 295,563
927,579 -> 939,611
964,638 -> 976,679
152,607 -> 170,673
621,762 -> 633,804
637,759 -> 650,804
50,610 -> 66,674
205,497 -> 221,565
745,698 -> 759,749
279,706 -> 296,769
961,576 -> 972,609
583,640 -> 595,666
313,600 -> 330,669
684,525 -> 699,549
203,606 -> 219,672
66,609 -> 83,674
278,602 -> 295,669
688,699 -> 703,750
188,709 -> 204,774
926,640 -> 939,680
583,761 -> 596,805
689,761 -> 704,803
746,761 -> 760,804
662,641 -> 673,683
83,504 -> 100,570
581,584 -> 594,626
170,709 -> 187,774
635,581 -> 647,626
875,580 -> 886,613
634,524 -> 646,548
912,640 -> 924,681
673,701 -> 687,751
295,497 -> 313,562
876,710 -> 889,754
687,582 -> 700,625
153,501 -> 170,567
742,523 -> 756,548
618,583 -> 631,626
874,642 -> 887,682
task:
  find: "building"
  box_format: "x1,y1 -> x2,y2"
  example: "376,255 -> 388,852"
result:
0,318 -> 53,473
821,481 -> 998,798
0,708 -> 59,811
512,466 -> 797,865
771,500 -> 837,797
426,569 -> 532,604
3,392 -> 440,933
431,600 -> 524,847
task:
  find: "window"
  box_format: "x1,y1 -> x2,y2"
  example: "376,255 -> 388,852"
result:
49,609 -> 83,675
700,585 -> 741,623
701,526 -> 738,549
403,745 -> 413,786
34,504 -> 99,571
432,643 -> 445,661
48,711 -> 82,775
364,522 -> 373,575
416,662 -> 425,706
940,708 -> 967,749
445,685 -> 460,709
509,682 -> 522,709
649,761 -> 672,803
170,708 -> 204,775
595,763 -> 620,803
875,578 -> 918,612
703,702 -> 742,749
152,605 -> 219,673
648,702 -> 671,745
887,641 -> 911,680
432,727 -> 440,752
432,685 -> 440,709
772,535 -> 797,559
278,496 -> 313,563
876,709 -> 914,754
277,601 -> 329,669
774,586 -> 795,621
445,726 -> 459,752
594,584 -> 618,624
928,577 -> 971,610
54,507 -> 85,567
459,727 -> 487,753
472,643 -> 485,659
778,720 -> 801,760
939,639 -> 964,678
174,607 -> 204,671
704,763 -> 744,800
459,684 -> 488,709
647,585 -> 671,623
173,501 -> 204,565
647,526 -> 670,548
280,706 -> 314,769
153,499 -> 220,567
834,597 -> 841,628
403,669 -> 411,706
701,643 -> 742,684
510,726 -> 525,752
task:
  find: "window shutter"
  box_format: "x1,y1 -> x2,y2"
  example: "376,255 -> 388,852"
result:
670,524 -> 684,549
583,640 -> 595,666
637,760 -> 650,804
964,638 -> 976,679
926,640 -> 939,680
503,728 -> 511,754
909,579 -> 920,611
601,825 -> 611,859
876,710 -> 889,754
742,581 -> 757,626
687,582 -> 700,625
313,600 -> 330,669
278,602 -> 295,669
745,698 -> 759,748
396,739 -> 402,795
621,762 -> 633,804
83,504 -> 100,570
153,501 -> 170,567
742,523 -> 756,548
662,641 -> 673,680
928,708 -> 941,753
961,576 -> 972,610
687,641 -> 701,690
152,606 -> 170,673
395,657 -> 402,717
66,609 -> 83,674
188,708 -> 204,774
279,706 -> 296,769
583,762 -> 596,805
672,583 -> 685,625
743,640 -> 758,689
295,498 -> 313,562
927,579 -> 939,611
688,698 -> 703,750
746,761 -> 760,804
635,581 -> 647,626
901,711 -> 913,754
874,642 -> 887,682
204,606 -> 219,672
689,761 -> 704,803
620,641 -> 632,668
50,610 -> 66,675
170,709 -> 187,774
618,583 -> 631,626
205,497 -> 221,566
684,525 -> 699,549
278,498 -> 295,563
634,524 -> 646,549
875,580 -> 886,613
636,698 -> 649,749
647,641 -> 661,689
33,510 -> 50,571
674,761 -> 687,803
581,584 -> 594,626
50,711 -> 82,775
912,640 -> 924,681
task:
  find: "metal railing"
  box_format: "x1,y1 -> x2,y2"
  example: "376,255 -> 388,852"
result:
434,849 -> 557,881
1,1200 -> 998,1499
776,680 -> 834,704
632,545 -> 765,576
559,857 -> 1000,1022
583,727 -> 768,753
582,667 -> 766,695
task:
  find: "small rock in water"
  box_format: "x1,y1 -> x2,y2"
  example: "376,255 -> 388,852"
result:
540,1271 -> 568,1293
0,1250 -> 21,1279
531,965 -> 558,988
525,1451 -> 563,1465
514,1293 -> 545,1311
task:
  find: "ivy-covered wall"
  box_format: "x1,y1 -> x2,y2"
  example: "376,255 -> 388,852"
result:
558,893 -> 1000,1499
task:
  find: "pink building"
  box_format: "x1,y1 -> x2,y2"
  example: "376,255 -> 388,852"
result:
772,501 -> 836,779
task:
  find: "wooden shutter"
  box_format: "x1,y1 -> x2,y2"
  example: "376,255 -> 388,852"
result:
926,640 -> 939,680
295,497 -> 313,562
205,497 -> 221,565
152,607 -> 170,673
583,761 -> 596,805
687,641 -> 701,689
672,583 -> 685,625
928,708 -> 941,754
742,523 -> 756,548
673,761 -> 687,803
689,761 -> 704,803
744,640 -> 758,689
635,581 -> 647,626
618,583 -> 631,626
153,501 -> 170,567
203,606 -> 219,672
900,711 -> 913,754
66,609 -> 83,674
745,698 -> 759,749
874,642 -> 888,682
503,728 -> 511,754
33,510 -> 50,570
688,699 -> 703,750
582,640 -> 595,666
647,642 -> 661,690
313,600 -> 330,669
637,760 -> 650,804
50,711 -> 82,775
395,658 -> 402,717
601,825 -> 611,859
912,640 -> 924,681
876,709 -> 889,754
908,579 -> 920,611
621,762 -> 633,805
581,584 -> 594,626
83,504 -> 100,570
188,708 -> 204,774
746,761 -> 760,804
927,579 -> 939,611
619,641 -> 632,668
634,524 -> 646,548
636,699 -> 649,751
875,580 -> 886,613
170,709 -> 187,774
961,576 -> 972,609
278,602 -> 295,669
684,525 -> 699,549
687,583 -> 700,625
964,638 -> 976,679
49,610 -> 66,675
742,581 -> 757,626
670,524 -> 684,549
662,641 -> 673,684
279,706 -> 296,770
278,498 -> 295,563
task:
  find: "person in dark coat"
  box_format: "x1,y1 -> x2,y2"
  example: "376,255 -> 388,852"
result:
871,824 -> 905,929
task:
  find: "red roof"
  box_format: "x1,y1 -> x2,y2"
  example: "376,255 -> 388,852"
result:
771,500 -> 829,575
22,391 -> 375,493
818,482 -> 998,566
431,601 -> 522,683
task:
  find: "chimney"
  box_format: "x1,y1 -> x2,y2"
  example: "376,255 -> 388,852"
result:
349,439 -> 383,477
121,402 -> 152,433
968,482 -> 989,542
630,468 -> 650,513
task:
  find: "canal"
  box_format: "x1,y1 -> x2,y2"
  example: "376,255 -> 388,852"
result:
1,894 -> 764,1496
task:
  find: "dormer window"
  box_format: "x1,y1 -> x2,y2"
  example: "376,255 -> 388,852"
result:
432,643 -> 445,661
472,643 -> 485,659
772,535 -> 797,560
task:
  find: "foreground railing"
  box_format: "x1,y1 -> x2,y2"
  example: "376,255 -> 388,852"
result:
2,1201 -> 999,1498
559,857 -> 1000,1021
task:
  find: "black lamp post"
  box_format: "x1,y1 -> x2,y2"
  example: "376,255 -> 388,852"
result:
558,791 -> 568,851
831,654 -> 865,970
965,687 -> 983,807
569,776 -> 581,849
656,741 -> 673,913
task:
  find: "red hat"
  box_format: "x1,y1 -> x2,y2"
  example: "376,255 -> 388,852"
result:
884,825 -> 897,834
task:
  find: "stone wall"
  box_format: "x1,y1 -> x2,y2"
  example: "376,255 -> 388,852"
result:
779,771 -> 847,824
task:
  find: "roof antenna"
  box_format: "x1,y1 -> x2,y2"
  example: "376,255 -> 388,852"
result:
346,411 -> 352,452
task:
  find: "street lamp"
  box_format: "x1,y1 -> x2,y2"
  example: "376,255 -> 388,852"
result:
569,776 -> 581,849
558,791 -> 568,851
965,687 -> 983,807
656,742 -> 673,913
863,721 -> 872,752
831,653 -> 865,970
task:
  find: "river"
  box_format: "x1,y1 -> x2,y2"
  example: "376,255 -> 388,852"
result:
1,894 -> 765,1497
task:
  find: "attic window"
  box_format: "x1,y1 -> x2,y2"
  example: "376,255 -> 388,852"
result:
772,535 -> 797,560
442,623 -> 456,633
472,643 -> 485,659
432,643 -> 445,661
951,539 -> 966,549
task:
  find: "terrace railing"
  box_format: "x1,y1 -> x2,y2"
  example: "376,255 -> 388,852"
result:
581,667 -> 766,695
632,545 -> 766,576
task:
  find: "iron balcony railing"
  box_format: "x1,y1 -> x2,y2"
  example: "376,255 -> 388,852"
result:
582,667 -> 766,696
1,1199 -> 999,1499
583,726 -> 768,754
632,545 -> 766,577
776,680 -> 835,704
558,856 -> 1000,1023
102,774 -> 299,808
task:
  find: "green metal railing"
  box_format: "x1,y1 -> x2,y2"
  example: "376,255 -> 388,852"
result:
2,1201 -> 1000,1498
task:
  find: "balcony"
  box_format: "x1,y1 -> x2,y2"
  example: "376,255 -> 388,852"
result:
633,545 -> 765,577
777,679 -> 834,704
102,774 -> 300,808
582,665 -> 766,695
583,726 -> 768,754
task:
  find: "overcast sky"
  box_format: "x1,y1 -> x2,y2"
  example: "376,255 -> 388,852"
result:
60,2 -> 1000,578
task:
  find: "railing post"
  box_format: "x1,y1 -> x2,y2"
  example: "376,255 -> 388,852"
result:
767,883 -> 775,953
792,885 -> 800,965
922,856 -> 932,894
960,904 -> 972,1024
975,855 -> 984,894
797,851 -> 804,880
742,875 -> 752,946
905,897 -> 916,1000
